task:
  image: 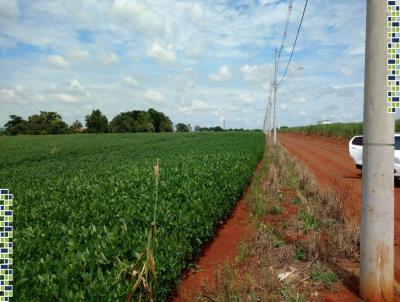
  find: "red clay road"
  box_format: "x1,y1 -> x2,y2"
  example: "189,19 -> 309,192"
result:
171,199 -> 251,301
279,133 -> 400,283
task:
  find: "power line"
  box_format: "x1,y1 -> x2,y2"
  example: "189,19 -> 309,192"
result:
279,0 -> 309,86
277,0 -> 294,71
269,0 -> 294,142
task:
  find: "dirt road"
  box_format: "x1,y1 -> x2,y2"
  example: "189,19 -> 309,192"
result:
279,133 -> 400,282
171,161 -> 258,301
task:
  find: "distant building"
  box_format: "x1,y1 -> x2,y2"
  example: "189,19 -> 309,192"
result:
317,120 -> 332,125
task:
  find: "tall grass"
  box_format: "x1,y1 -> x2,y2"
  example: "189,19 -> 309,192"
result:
280,119 -> 400,140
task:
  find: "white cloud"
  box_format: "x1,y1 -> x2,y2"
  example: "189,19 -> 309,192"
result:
258,0 -> 276,5
46,55 -> 70,70
0,0 -> 368,129
191,100 -> 210,111
177,100 -> 212,115
239,93 -> 255,104
292,97 -> 307,103
349,43 -> 365,55
0,0 -> 18,25
144,90 -> 165,104
0,35 -> 15,48
70,49 -> 91,62
0,89 -> 16,103
111,0 -> 164,37
186,36 -> 207,58
124,76 -> 139,87
53,93 -> 80,103
209,65 -> 231,81
97,51 -> 119,65
241,64 -> 272,82
51,79 -> 90,104
146,42 -> 176,64
191,3 -> 204,25
280,103 -> 288,111
70,79 -> 84,91
340,67 -> 352,76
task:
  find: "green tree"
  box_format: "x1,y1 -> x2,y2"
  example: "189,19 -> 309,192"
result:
24,111 -> 68,134
70,120 -> 83,133
109,113 -> 137,133
148,108 -> 173,132
47,120 -> 69,134
137,112 -> 154,132
4,115 -> 27,135
176,123 -> 190,132
159,118 -> 173,132
85,109 -> 109,133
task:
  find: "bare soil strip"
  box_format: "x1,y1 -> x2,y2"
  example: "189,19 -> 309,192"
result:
279,132 -> 400,283
171,163 -> 261,301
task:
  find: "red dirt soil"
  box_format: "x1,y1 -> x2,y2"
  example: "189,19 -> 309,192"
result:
171,165 -> 258,301
279,132 -> 400,299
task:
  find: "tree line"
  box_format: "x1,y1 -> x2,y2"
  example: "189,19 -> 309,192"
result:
2,109 -> 262,135
3,108 -> 174,135
175,124 -> 261,132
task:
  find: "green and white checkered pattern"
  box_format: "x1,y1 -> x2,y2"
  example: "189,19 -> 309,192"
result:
388,0 -> 400,113
0,190 -> 13,301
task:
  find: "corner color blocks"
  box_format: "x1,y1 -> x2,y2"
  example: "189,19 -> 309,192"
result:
388,0 -> 400,113
0,190 -> 12,301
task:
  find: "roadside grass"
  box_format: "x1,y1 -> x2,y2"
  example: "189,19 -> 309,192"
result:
310,265 -> 338,289
192,136 -> 360,301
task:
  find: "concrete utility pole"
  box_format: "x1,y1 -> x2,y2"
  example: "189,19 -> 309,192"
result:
263,98 -> 268,135
268,81 -> 273,137
360,1 -> 395,301
263,81 -> 273,136
273,49 -> 278,144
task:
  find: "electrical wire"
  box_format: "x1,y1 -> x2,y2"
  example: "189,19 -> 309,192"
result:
279,0 -> 309,86
277,0 -> 294,72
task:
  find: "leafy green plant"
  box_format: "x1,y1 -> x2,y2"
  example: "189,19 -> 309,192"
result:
236,242 -> 251,263
297,208 -> 318,233
279,286 -> 305,302
291,195 -> 302,205
310,269 -> 337,289
267,204 -> 283,215
272,238 -> 284,248
294,245 -> 307,262
0,132 -> 264,301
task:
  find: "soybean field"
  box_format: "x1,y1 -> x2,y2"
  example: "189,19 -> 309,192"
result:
0,132 -> 264,301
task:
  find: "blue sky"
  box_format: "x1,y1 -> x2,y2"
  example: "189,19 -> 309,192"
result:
0,0 -> 370,129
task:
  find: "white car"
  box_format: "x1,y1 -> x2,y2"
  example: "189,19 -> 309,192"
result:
349,134 -> 400,179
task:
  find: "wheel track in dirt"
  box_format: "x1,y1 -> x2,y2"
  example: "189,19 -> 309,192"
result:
279,132 -> 400,283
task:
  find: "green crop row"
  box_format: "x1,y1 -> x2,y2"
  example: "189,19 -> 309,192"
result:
0,132 -> 264,301
280,119 -> 400,139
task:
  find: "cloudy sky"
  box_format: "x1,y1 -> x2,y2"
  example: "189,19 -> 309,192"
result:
0,0 -> 371,129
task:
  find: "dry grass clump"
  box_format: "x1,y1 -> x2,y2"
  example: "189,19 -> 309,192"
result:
262,164 -> 279,193
297,169 -> 319,198
289,160 -> 360,263
193,138 -> 360,302
196,222 -> 301,302
126,160 -> 159,302
197,263 -> 256,302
